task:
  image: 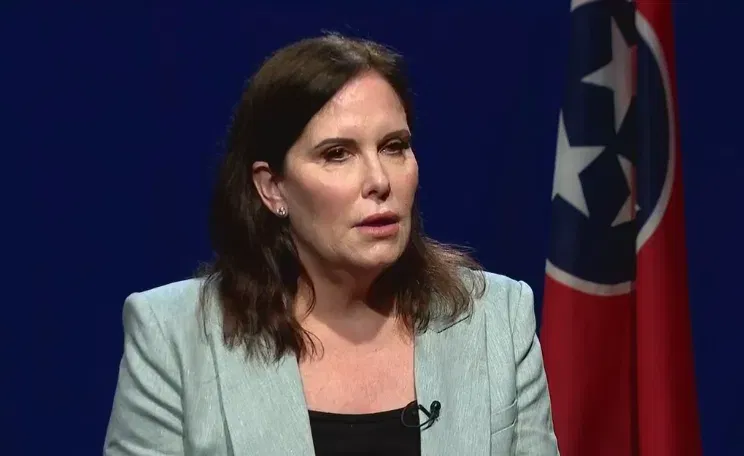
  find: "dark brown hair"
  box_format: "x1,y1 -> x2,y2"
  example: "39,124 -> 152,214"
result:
199,32 -> 485,362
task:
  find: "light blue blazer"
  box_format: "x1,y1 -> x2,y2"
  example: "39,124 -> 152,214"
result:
103,271 -> 560,455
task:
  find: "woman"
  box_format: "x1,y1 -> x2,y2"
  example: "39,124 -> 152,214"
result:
103,33 -> 559,455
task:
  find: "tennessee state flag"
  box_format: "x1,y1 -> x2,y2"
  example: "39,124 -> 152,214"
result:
540,1 -> 702,455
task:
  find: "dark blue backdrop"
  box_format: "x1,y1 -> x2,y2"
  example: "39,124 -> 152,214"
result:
4,2 -> 742,455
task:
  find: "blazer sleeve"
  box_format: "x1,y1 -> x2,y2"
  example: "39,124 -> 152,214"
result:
103,293 -> 185,456
510,280 -> 560,455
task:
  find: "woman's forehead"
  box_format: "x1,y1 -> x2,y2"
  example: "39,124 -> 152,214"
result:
303,74 -> 408,141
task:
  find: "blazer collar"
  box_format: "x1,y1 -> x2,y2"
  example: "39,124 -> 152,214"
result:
414,313 -> 490,455
212,345 -> 313,455
210,311 -> 488,456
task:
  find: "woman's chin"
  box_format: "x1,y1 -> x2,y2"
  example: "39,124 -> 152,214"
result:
346,247 -> 405,272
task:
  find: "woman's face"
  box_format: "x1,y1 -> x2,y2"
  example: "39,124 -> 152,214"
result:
258,71 -> 418,276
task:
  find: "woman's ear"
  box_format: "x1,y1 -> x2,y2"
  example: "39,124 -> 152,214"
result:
252,161 -> 287,216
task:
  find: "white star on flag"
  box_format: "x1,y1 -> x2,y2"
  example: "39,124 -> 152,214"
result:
611,154 -> 639,226
552,112 -> 605,218
570,0 -> 601,11
581,16 -> 637,132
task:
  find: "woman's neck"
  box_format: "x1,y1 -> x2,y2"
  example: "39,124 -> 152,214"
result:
293,268 -> 405,346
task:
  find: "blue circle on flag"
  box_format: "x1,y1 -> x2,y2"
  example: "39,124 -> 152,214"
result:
548,0 -> 671,291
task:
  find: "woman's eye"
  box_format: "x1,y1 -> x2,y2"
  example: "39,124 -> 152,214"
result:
324,147 -> 349,162
382,139 -> 411,154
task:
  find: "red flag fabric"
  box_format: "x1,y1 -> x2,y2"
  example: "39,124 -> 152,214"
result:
540,1 -> 702,455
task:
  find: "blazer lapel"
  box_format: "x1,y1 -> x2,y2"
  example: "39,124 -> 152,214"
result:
205,298 -> 489,456
210,334 -> 315,456
415,315 -> 491,456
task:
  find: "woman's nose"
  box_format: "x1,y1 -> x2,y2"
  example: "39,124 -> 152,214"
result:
361,155 -> 391,200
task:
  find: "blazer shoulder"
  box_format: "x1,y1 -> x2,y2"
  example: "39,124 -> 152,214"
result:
471,270 -> 535,333
122,277 -> 210,341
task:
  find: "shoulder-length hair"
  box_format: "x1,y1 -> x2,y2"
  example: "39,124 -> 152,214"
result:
199,32 -> 485,362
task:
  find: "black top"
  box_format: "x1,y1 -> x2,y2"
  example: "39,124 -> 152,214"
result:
309,401 -> 421,456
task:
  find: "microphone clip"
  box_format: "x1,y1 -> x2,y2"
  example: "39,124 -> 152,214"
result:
401,400 -> 441,430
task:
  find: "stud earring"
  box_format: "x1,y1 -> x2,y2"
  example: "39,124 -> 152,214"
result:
277,206 -> 287,217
